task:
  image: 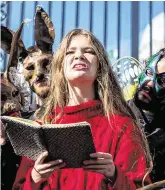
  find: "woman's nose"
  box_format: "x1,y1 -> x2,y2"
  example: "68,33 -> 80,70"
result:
74,51 -> 84,60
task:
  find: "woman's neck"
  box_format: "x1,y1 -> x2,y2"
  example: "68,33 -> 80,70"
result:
67,83 -> 95,106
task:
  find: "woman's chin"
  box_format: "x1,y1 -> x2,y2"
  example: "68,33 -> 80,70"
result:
68,77 -> 95,86
67,73 -> 87,80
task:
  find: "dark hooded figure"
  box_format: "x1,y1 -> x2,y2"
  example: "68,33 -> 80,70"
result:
129,48 -> 165,183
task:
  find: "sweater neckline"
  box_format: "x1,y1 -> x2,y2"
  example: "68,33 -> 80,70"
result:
54,100 -> 102,114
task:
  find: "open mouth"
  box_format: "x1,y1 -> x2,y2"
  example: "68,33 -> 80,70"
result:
73,62 -> 88,70
36,78 -> 47,83
140,85 -> 153,101
140,91 -> 152,101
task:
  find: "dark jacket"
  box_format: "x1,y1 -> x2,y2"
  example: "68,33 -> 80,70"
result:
128,99 -> 165,182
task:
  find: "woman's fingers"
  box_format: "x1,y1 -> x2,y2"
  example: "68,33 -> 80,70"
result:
39,162 -> 66,175
37,159 -> 64,171
83,158 -> 113,165
84,169 -> 104,174
83,152 -> 113,166
90,152 -> 113,159
35,151 -> 49,164
32,153 -> 65,183
83,152 -> 116,178
83,164 -> 107,169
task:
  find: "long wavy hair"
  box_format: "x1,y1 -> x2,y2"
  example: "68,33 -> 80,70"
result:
35,29 -> 152,184
36,29 -> 136,122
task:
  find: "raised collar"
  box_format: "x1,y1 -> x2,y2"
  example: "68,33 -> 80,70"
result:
51,100 -> 103,120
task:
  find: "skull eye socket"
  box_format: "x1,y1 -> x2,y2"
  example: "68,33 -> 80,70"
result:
12,90 -> 19,97
1,94 -> 7,101
25,65 -> 35,71
42,59 -> 50,68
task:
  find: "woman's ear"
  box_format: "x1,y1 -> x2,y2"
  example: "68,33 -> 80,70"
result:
34,6 -> 55,53
1,26 -> 15,54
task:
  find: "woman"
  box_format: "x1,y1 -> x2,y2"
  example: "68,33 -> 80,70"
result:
13,29 -> 152,190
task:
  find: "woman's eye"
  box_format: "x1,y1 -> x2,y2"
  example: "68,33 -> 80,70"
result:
66,51 -> 74,55
85,50 -> 96,54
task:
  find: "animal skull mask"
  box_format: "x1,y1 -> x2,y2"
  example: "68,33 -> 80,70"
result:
1,74 -> 22,116
23,47 -> 52,99
1,6 -> 55,101
23,6 -> 55,99
138,49 -> 165,98
1,23 -> 29,115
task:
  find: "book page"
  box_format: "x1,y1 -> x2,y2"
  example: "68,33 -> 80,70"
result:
1,116 -> 40,126
42,121 -> 90,128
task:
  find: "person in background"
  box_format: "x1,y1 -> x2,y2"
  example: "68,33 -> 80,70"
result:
1,6 -> 55,114
0,6 -> 54,189
129,48 -> 165,183
0,22 -> 29,190
13,29 -> 152,190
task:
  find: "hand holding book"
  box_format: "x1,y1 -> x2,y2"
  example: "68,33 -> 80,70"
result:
31,151 -> 66,183
0,116 -> 96,168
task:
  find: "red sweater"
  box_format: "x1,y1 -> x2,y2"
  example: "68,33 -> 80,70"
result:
13,100 -> 150,190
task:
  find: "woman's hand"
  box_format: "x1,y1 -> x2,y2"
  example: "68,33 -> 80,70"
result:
31,151 -> 66,183
83,152 -> 116,180
0,120 -> 6,145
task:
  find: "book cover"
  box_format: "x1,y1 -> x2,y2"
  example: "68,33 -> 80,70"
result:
1,116 -> 96,168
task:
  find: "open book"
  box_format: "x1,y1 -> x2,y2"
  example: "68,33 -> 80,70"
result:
1,116 -> 96,168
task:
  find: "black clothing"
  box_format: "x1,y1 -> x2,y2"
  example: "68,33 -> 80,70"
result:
1,108 -> 36,190
128,99 -> 165,182
1,141 -> 21,190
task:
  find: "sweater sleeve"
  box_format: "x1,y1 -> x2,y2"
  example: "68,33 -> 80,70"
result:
12,156 -> 48,190
107,117 -> 151,190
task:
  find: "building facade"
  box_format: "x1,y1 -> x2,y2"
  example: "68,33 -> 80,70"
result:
1,1 -> 165,71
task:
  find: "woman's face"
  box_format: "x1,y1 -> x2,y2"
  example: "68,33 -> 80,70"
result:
64,35 -> 98,85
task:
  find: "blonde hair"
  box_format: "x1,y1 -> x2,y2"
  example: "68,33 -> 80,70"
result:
36,29 -> 136,122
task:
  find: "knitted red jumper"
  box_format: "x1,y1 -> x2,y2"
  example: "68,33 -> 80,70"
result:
13,100 -> 150,190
